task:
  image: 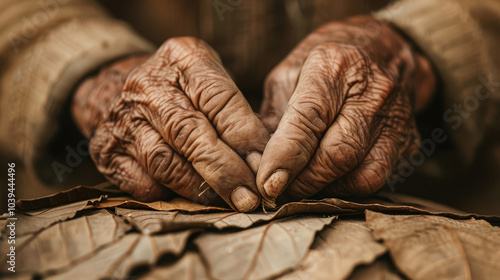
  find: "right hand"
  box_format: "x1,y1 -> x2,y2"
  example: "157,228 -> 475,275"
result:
72,37 -> 270,212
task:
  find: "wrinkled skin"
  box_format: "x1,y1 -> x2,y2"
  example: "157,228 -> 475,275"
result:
72,16 -> 436,211
72,37 -> 271,212
257,16 -> 436,202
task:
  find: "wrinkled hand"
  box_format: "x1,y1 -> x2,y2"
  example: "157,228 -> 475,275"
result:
257,16 -> 436,204
72,37 -> 270,212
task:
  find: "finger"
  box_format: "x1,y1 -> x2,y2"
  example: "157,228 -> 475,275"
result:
261,63 -> 302,121
125,82 -> 261,212
257,113 -> 280,134
286,81 -> 404,199
316,128 -> 420,197
257,44 -> 367,199
159,37 -> 270,173
89,123 -> 171,202
128,121 -> 224,206
260,26 -> 340,121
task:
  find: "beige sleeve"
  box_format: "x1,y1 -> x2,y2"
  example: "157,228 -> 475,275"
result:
0,0 -> 154,182
375,0 -> 500,163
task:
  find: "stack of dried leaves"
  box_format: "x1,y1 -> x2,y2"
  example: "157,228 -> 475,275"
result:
1,183 -> 499,280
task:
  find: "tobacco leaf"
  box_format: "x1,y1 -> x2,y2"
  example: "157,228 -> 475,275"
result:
96,196 -> 231,212
348,257 -> 405,280
5,196 -> 106,237
194,215 -> 336,280
15,182 -> 124,211
373,191 -> 467,214
310,194 -> 500,222
137,251 -> 210,280
278,219 -> 387,280
366,210 -> 500,280
112,192 -> 491,235
116,200 -> 351,234
0,209 -> 130,274
116,191 -> 498,236
46,229 -> 200,280
112,229 -> 202,277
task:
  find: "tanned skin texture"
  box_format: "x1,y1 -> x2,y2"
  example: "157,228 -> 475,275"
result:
72,16 -> 436,212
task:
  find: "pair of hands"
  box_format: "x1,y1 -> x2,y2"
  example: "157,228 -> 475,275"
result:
72,16 -> 435,212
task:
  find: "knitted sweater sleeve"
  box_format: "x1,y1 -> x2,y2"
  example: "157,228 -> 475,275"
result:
0,0 -> 154,183
375,0 -> 500,163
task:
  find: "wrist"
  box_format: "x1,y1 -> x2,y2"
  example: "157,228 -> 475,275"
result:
340,16 -> 437,113
71,55 -> 150,138
410,50 -> 437,113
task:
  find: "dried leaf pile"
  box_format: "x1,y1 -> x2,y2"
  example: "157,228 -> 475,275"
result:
1,184 -> 499,280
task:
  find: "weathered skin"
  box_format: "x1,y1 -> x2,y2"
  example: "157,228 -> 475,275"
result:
257,16 -> 436,202
72,37 -> 270,212
72,16 -> 436,212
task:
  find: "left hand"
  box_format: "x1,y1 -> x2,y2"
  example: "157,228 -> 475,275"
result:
257,16 -> 436,204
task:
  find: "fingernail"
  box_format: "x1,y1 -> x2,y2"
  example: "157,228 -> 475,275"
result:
245,151 -> 262,174
231,186 -> 259,212
263,169 -> 289,198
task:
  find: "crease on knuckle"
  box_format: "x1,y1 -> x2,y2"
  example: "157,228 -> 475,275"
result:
198,79 -> 239,123
283,121 -> 317,161
167,110 -> 210,157
289,97 -> 330,135
146,146 -> 175,182
158,37 -> 199,60
323,139 -> 362,175
160,160 -> 197,192
354,161 -> 388,194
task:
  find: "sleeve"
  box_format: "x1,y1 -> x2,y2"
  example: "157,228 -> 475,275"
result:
374,0 -> 500,163
0,0 -> 154,184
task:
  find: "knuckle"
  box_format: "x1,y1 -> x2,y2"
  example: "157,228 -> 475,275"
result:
290,96 -> 330,133
294,170 -> 330,198
310,42 -> 358,64
123,65 -> 156,94
167,110 -> 207,150
89,124 -> 116,165
353,166 -> 387,194
323,139 -> 363,174
372,76 -> 397,102
158,36 -> 200,56
195,76 -> 238,118
146,146 -> 175,181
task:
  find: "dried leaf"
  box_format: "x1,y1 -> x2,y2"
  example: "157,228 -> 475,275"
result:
96,197 -> 231,212
195,215 -> 336,280
113,229 -> 202,276
137,251 -> 210,280
116,192 -> 495,236
279,220 -> 386,280
348,257 -> 405,280
5,197 -> 105,236
366,210 -> 500,280
0,210 -> 130,274
374,191 -> 467,214
312,195 -> 500,222
47,229 -> 200,280
112,192 -> 492,235
116,200 -> 351,234
15,182 -> 124,211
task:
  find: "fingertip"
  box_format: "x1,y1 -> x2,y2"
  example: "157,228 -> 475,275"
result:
230,186 -> 260,212
245,151 -> 262,174
262,169 -> 290,198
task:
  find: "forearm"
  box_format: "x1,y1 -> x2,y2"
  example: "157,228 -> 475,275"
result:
0,0 -> 153,184
72,55 -> 150,138
374,0 -> 500,162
